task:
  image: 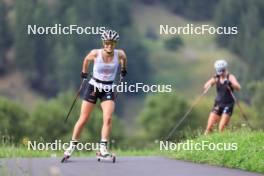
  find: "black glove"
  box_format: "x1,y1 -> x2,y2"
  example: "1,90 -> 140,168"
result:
80,72 -> 88,79
121,69 -> 127,77
224,79 -> 232,87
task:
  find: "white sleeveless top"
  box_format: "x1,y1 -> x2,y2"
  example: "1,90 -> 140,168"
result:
89,49 -> 119,89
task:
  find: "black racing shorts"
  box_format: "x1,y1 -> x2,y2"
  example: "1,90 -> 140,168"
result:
80,80 -> 115,104
211,102 -> 234,117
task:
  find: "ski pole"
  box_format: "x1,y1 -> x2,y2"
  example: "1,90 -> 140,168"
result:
114,75 -> 124,99
227,86 -> 253,129
165,85 -> 211,141
64,80 -> 85,123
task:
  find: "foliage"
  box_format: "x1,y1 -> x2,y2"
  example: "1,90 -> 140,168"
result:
26,91 -> 124,143
137,92 -> 189,141
0,0 -> 12,75
1,129 -> 263,173
215,0 -> 264,80
137,92 -> 262,142
193,96 -> 261,129
0,97 -> 29,143
151,0 -> 220,20
0,91 -> 125,144
164,37 -> 183,51
13,0 -> 149,96
165,129 -> 264,173
248,81 -> 264,128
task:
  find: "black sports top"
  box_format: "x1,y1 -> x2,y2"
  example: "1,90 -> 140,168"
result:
215,74 -> 234,106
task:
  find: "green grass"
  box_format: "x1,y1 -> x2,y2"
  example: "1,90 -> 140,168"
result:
1,130 -> 263,173
0,141 -> 161,158
162,129 -> 264,173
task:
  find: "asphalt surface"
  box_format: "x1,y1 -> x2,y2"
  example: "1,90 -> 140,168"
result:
0,156 -> 263,176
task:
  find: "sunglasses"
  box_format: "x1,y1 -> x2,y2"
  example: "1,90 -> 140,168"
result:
216,69 -> 226,75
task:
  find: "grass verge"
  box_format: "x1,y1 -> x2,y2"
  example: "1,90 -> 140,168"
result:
0,130 -> 263,173
162,129 -> 264,173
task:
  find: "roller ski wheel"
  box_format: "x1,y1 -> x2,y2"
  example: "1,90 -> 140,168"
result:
96,152 -> 116,163
61,155 -> 70,163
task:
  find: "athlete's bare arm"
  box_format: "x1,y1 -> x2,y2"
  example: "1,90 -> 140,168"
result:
204,77 -> 216,90
229,74 -> 241,91
118,49 -> 127,70
82,49 -> 97,73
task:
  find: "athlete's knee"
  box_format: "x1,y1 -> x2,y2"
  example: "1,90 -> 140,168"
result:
207,122 -> 213,128
205,121 -> 213,132
204,127 -> 212,135
103,116 -> 112,126
206,118 -> 215,128
77,115 -> 89,126
218,124 -> 226,132
206,125 -> 213,132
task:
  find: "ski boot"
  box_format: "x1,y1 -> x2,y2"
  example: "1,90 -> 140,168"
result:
96,141 -> 116,163
61,140 -> 78,163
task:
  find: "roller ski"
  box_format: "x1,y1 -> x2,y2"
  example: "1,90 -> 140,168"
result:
96,151 -> 116,163
61,154 -> 70,163
61,140 -> 77,163
96,141 -> 116,163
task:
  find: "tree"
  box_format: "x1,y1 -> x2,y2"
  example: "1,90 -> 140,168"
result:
161,0 -> 219,20
0,0 -> 12,75
137,92 -> 189,141
13,0 -> 149,98
164,37 -> 184,51
0,97 -> 29,143
253,30 -> 264,79
215,0 -> 264,81
27,91 -> 124,143
248,81 -> 264,128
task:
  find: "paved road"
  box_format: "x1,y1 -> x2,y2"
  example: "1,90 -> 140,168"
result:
0,157 -> 263,176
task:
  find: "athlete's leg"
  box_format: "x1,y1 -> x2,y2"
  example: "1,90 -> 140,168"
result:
204,112 -> 220,135
64,100 -> 95,157
219,114 -> 230,132
72,100 -> 95,140
99,100 -> 115,156
100,100 -> 115,140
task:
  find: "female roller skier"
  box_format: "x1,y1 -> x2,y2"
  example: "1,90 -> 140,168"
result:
204,59 -> 241,134
63,29 -> 127,160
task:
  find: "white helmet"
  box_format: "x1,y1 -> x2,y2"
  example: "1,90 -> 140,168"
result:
101,30 -> 119,41
214,59 -> 228,75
